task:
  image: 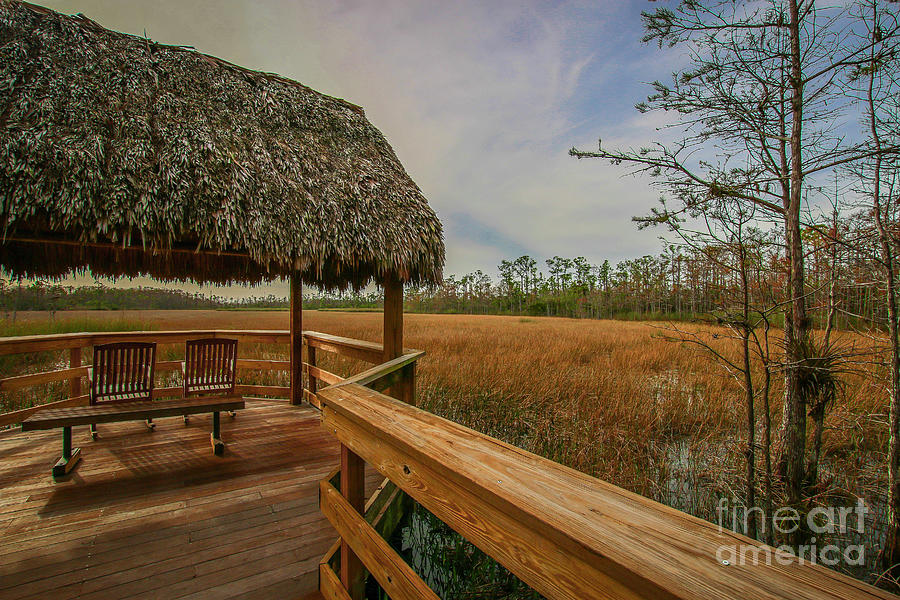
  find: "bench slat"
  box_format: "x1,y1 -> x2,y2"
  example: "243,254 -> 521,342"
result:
21,396 -> 244,431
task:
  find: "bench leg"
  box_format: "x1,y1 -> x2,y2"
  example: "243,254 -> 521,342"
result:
90,423 -> 97,441
210,411 -> 224,456
53,426 -> 81,478
145,418 -> 155,431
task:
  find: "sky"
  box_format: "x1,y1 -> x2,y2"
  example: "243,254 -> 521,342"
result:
33,0 -> 682,299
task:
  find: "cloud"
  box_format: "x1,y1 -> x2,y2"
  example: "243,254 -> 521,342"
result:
445,212 -> 534,258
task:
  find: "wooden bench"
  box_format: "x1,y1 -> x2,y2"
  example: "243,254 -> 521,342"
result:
23,396 -> 245,476
21,341 -> 245,477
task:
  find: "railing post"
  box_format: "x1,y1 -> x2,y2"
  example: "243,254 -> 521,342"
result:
399,362 -> 416,406
69,347 -> 81,399
307,345 -> 317,396
340,444 -> 366,600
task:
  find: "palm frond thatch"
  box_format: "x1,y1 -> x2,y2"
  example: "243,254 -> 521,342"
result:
0,1 -> 444,290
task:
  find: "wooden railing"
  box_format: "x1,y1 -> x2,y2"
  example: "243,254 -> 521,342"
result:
315,349 -> 423,599
316,373 -> 894,600
0,329 -> 382,427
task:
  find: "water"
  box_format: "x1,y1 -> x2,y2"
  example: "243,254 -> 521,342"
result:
658,436 -> 888,583
369,499 -> 543,600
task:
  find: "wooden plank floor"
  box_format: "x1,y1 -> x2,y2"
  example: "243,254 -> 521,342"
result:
0,400 -> 381,600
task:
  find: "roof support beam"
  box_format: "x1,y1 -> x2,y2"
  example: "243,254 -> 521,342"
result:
383,275 -> 403,363
290,270 -> 303,406
383,275 -> 414,405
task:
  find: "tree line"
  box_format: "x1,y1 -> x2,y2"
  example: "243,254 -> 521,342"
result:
4,223 -> 895,328
0,281 -> 291,314
403,225 -> 895,329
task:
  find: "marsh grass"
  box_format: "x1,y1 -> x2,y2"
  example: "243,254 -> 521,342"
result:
0,315 -> 156,338
291,311 -> 888,580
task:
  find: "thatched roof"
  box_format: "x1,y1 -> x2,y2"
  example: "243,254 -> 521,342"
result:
0,1 -> 444,289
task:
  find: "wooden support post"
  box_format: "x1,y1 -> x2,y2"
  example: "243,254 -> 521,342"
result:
383,276 -> 403,363
290,270 -> 303,406
383,275 -> 415,404
69,347 -> 81,399
210,411 -> 224,456
340,444 -> 366,600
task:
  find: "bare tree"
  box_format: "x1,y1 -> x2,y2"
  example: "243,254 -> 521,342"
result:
651,196 -> 780,541
572,0 -> 900,522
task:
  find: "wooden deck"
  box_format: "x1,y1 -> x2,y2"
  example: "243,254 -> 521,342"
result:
0,400 -> 378,600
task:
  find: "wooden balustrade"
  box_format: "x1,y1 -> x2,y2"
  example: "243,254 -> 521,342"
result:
304,331 -> 385,365
320,479 -> 438,600
316,380 -> 893,600
0,329 -> 385,427
316,349 -> 423,600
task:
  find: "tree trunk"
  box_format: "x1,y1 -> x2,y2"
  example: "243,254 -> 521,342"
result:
777,1 -> 808,531
741,280 -> 757,539
878,199 -> 900,577
762,360 -> 774,546
809,212 -> 841,486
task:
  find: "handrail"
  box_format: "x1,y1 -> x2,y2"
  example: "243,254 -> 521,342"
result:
0,329 -> 291,355
0,329 -> 386,357
335,351 -> 424,393
317,382 -> 893,600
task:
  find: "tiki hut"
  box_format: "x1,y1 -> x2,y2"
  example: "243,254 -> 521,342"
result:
0,0 -> 444,402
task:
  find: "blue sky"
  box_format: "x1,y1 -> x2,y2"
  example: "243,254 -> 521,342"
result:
36,1 -> 683,298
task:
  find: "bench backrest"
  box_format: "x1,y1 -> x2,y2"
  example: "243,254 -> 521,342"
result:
91,342 -> 157,405
183,338 -> 237,397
